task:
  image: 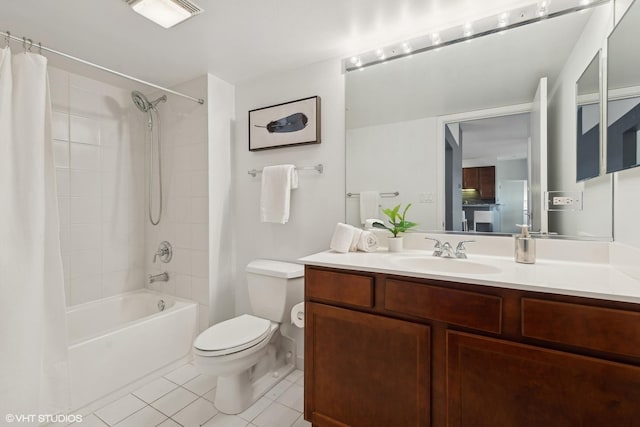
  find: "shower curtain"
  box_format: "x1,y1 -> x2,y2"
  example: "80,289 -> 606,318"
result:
0,47 -> 69,417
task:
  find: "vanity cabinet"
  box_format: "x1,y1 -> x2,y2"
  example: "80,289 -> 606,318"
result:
304,266 -> 640,427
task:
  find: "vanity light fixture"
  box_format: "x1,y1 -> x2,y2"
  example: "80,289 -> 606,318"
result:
125,0 -> 203,29
342,0 -> 607,72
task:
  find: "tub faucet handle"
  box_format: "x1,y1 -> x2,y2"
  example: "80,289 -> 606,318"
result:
153,241 -> 173,263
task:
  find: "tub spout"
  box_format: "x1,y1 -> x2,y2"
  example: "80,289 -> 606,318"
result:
149,272 -> 169,284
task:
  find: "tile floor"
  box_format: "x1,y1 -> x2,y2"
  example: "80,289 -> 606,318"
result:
78,363 -> 309,427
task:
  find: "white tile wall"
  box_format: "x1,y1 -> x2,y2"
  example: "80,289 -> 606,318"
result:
50,67 -> 145,306
145,76 -> 210,332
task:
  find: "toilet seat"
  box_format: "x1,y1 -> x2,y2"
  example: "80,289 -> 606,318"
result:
194,314 -> 272,356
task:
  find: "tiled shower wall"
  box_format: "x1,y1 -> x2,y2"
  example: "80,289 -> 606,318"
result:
50,66 -> 146,306
145,76 -> 210,332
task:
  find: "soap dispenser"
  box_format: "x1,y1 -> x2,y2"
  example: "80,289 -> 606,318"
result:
515,224 -> 536,264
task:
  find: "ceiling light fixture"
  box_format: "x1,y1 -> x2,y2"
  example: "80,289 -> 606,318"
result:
126,0 -> 203,29
431,32 -> 442,45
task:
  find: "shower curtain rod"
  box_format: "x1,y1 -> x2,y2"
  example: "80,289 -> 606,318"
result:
1,30 -> 205,105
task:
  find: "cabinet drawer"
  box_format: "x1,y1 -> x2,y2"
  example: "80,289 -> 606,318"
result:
522,298 -> 640,358
306,268 -> 374,308
385,279 -> 502,334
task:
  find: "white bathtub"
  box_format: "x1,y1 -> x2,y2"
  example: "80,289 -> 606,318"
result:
67,289 -> 197,410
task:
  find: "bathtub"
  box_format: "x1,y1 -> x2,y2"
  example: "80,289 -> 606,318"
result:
67,289 -> 197,410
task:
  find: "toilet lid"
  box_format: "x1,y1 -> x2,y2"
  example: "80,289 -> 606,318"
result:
194,314 -> 271,354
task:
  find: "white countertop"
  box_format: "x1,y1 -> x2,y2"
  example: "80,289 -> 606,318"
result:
299,249 -> 640,304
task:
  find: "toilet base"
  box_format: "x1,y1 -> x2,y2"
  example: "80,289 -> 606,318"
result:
214,333 -> 296,414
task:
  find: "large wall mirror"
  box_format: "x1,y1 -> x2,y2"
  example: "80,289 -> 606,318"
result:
607,0 -> 640,173
346,3 -> 614,240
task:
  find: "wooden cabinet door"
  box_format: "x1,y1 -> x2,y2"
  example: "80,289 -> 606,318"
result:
478,166 -> 495,198
462,168 -> 479,190
305,302 -> 430,427
446,331 -> 640,427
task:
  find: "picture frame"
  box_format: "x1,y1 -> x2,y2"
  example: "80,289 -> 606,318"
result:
248,96 -> 321,151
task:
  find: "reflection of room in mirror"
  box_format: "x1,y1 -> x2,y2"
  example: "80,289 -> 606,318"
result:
448,114 -> 529,234
345,2 -> 614,240
576,52 -> 601,182
607,0 -> 640,173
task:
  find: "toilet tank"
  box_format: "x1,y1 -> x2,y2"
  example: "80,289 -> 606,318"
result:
246,260 -> 304,323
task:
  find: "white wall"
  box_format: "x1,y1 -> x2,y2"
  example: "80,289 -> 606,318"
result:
207,74 -> 236,326
145,76 -> 211,332
547,4 -> 614,238
346,118 -> 439,230
233,58 -> 345,364
50,66 -> 145,306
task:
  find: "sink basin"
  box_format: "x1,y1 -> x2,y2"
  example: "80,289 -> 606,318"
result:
392,256 -> 501,275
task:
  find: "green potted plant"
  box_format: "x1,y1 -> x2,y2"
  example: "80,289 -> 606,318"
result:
372,203 -> 418,252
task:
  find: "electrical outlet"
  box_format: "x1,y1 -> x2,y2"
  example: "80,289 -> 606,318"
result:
552,197 -> 574,206
420,192 -> 434,203
546,191 -> 583,211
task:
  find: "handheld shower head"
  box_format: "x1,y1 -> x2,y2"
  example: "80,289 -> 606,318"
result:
131,91 -> 167,112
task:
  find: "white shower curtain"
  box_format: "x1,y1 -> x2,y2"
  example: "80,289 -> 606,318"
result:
0,47 -> 69,417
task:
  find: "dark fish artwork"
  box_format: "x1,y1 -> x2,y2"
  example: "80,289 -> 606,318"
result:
255,112 -> 308,133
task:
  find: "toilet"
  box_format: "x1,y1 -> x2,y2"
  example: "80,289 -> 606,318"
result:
193,259 -> 304,414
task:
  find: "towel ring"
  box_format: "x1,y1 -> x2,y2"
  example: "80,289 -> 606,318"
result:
4,31 -> 10,48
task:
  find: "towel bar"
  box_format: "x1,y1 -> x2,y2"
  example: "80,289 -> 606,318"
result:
346,191 -> 400,198
248,164 -> 324,178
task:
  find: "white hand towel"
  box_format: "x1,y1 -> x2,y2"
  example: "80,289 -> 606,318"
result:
359,191 -> 380,225
330,223 -> 355,253
350,227 -> 363,252
357,231 -> 379,252
260,165 -> 299,224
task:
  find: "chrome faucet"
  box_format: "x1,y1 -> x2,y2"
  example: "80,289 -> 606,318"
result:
149,272 -> 169,284
454,240 -> 475,259
424,237 -> 475,259
153,241 -> 173,263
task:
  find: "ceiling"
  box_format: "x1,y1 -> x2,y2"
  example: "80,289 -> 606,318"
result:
460,113 -> 530,163
1,0 -> 536,87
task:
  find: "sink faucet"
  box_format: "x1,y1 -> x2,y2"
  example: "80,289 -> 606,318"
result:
455,240 -> 475,259
424,237 -> 475,259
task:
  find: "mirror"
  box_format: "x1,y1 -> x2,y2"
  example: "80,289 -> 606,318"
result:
607,0 -> 640,173
345,5 -> 613,239
576,52 -> 601,181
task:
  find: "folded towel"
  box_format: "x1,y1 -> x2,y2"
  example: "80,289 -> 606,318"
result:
350,227 -> 363,252
359,191 -> 380,225
330,223 -> 355,253
260,165 -> 299,224
357,231 -> 379,252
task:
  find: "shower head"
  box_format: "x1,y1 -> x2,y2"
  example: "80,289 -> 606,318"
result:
131,90 -> 167,112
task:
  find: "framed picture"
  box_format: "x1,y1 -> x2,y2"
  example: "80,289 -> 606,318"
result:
248,96 -> 321,151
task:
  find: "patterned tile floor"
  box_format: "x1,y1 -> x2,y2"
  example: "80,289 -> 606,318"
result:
77,363 -> 309,427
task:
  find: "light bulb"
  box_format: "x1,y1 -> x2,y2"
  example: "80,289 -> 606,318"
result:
402,43 -> 411,54
431,33 -> 441,45
463,22 -> 474,37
